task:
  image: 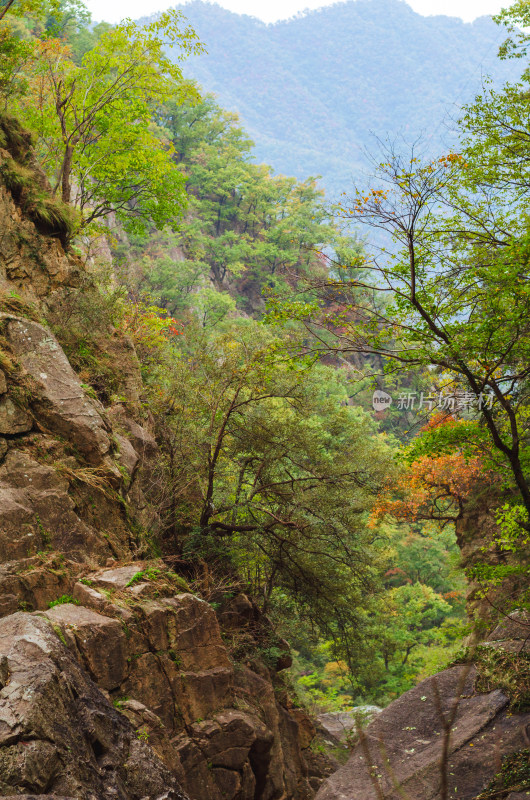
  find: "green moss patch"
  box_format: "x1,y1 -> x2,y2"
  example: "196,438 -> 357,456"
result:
0,114 -> 77,247
474,749 -> 530,799
473,645 -> 530,712
125,566 -> 190,595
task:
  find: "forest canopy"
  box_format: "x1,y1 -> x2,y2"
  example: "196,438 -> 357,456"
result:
1,0 -> 527,710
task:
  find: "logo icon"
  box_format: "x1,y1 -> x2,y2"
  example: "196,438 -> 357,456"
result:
372,390 -> 392,412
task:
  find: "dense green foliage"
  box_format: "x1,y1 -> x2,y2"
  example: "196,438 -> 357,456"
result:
1,2 -> 203,233
260,0 -> 530,637
126,91 -> 344,317
7,0 -> 519,713
285,519 -> 466,708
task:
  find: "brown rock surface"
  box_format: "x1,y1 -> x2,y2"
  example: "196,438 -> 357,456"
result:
315,666 -> 530,800
90,563 -> 147,591
234,664 -> 312,800
118,698 -> 187,782
0,450 -> 109,561
488,610 -> 530,642
0,612 -> 187,799
0,556 -> 74,616
106,405 -> 158,463
0,397 -> 31,434
0,171 -> 80,304
105,405 -> 162,532
42,603 -> 128,690
1,315 -> 111,464
26,568 -> 315,800
191,709 -> 273,769
120,595 -> 235,729
317,707 -> 381,745
290,708 -> 316,749
171,735 -> 222,800
115,433 -> 139,484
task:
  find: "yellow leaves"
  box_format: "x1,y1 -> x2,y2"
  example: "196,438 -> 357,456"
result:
350,187 -> 388,213
437,152 -> 464,167
323,660 -> 348,676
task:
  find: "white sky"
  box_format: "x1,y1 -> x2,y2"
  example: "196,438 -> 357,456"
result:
83,0 -> 507,26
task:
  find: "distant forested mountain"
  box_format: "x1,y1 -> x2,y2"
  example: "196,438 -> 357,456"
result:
174,0 -> 521,197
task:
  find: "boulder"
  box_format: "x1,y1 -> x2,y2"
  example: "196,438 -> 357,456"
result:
72,581 -> 112,614
41,603 -> 128,690
304,750 -> 341,793
0,450 -> 108,561
171,735 -> 222,800
234,665 -> 312,800
0,612 -> 187,799
122,596 -> 234,728
290,708 -> 316,749
217,593 -> 258,630
0,556 -> 73,616
103,336 -> 143,403
488,610 -> 530,642
105,406 -> 162,534
0,370 -> 7,394
90,563 -> 147,591
315,665 -> 530,800
0,152 -> 81,303
40,584 -> 235,734
117,698 -> 187,782
154,595 -> 232,672
317,706 -> 382,745
211,768 -> 241,799
191,710 -> 272,770
114,433 -> 139,484
1,315 -> 111,464
106,405 -> 158,463
0,397 -> 32,434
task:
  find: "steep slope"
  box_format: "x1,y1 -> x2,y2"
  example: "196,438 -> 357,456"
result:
175,0 -> 520,196
0,114 -> 324,800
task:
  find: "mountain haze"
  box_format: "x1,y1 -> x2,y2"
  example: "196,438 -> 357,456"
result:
176,0 -> 520,196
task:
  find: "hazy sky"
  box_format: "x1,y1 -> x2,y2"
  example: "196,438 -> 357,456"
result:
83,0 -> 507,25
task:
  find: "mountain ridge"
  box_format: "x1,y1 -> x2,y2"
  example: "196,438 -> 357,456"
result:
173,0 -> 521,196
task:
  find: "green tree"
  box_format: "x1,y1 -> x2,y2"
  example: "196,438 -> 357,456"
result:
146,317 -> 394,660
0,0 -> 52,22
14,11 -> 203,231
305,140 -> 530,523
153,94 -> 336,296
307,3 -> 530,524
364,583 -> 454,701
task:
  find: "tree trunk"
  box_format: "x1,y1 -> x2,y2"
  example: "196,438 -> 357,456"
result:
61,146 -> 74,205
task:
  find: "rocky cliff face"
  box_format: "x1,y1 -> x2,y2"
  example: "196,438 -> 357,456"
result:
0,117 -> 321,800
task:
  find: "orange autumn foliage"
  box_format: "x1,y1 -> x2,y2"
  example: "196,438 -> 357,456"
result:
370,450 -> 486,526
